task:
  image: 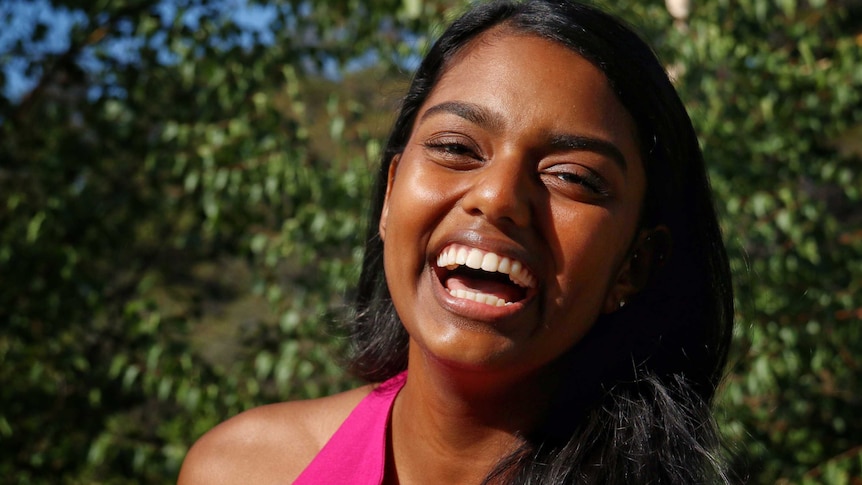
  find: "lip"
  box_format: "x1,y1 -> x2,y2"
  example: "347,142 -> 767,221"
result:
432,230 -> 539,273
428,231 -> 540,322
430,270 -> 535,322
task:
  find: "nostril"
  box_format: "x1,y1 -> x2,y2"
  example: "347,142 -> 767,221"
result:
462,178 -> 532,227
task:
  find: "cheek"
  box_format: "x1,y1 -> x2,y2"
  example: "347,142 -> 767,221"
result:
398,153 -> 454,206
387,163 -> 459,233
382,163 -> 450,269
548,208 -> 627,287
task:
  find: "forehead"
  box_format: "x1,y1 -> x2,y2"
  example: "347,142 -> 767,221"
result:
422,31 -> 640,151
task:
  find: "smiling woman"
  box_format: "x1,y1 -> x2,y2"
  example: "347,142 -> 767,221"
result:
178,1 -> 734,484
380,34 -> 647,378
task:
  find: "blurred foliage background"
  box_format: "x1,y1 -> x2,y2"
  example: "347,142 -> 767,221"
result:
1,0 -> 860,483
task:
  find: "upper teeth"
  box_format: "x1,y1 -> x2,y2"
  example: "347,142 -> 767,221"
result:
436,244 -> 536,289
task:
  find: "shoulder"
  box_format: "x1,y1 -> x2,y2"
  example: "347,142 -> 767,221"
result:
177,384 -> 374,485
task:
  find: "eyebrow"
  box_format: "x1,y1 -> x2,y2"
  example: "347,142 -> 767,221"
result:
420,101 -> 504,132
420,100 -> 628,172
548,133 -> 628,172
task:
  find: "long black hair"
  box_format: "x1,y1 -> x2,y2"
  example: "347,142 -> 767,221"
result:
349,1 -> 735,483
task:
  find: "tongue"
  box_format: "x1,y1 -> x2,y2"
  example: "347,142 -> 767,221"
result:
445,274 -> 524,303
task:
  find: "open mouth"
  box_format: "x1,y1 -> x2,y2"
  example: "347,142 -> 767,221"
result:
435,244 -> 536,307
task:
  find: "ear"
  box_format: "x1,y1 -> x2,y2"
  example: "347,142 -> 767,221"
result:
602,225 -> 672,313
378,155 -> 401,242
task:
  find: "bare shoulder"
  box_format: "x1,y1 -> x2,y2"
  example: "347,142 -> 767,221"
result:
178,384 -> 374,485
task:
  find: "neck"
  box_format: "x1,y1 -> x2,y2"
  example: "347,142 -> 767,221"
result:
387,344 -> 560,484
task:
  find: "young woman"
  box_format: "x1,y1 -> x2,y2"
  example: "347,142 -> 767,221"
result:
179,1 -> 734,483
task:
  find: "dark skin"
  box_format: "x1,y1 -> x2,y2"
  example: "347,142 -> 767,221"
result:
178,31 -> 661,485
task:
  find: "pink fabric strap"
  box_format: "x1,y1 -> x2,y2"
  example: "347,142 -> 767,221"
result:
293,372 -> 407,485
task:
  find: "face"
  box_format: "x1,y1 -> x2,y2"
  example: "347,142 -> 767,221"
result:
380,32 -> 648,377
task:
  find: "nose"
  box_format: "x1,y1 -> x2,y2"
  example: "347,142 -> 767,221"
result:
460,153 -> 533,227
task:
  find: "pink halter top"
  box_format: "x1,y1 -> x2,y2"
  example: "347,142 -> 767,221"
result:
293,372 -> 407,484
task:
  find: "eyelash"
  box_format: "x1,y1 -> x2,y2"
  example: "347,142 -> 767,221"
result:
547,169 -> 609,196
422,139 -> 480,159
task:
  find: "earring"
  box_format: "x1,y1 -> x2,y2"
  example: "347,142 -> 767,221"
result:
618,300 -> 626,308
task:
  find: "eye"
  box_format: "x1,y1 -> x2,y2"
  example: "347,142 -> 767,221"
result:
542,164 -> 611,198
422,135 -> 483,167
425,140 -> 474,156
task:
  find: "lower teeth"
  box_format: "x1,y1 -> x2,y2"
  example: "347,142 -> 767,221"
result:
448,288 -> 511,306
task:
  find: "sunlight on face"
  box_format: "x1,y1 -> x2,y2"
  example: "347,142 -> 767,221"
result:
380,31 -> 646,377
